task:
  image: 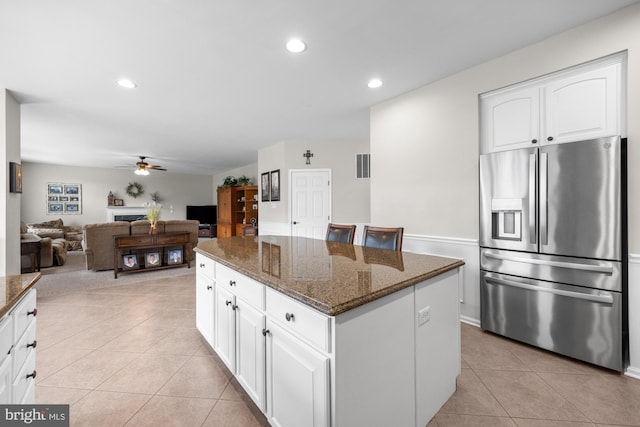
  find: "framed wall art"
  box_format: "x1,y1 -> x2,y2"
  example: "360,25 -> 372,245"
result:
47,182 -> 82,214
9,162 -> 22,193
270,169 -> 280,202
261,172 -> 270,202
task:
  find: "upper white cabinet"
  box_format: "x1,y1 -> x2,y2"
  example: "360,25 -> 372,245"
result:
481,85 -> 541,152
481,54 -> 625,153
544,63 -> 621,144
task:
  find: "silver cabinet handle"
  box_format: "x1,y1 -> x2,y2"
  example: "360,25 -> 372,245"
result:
485,276 -> 613,304
484,251 -> 614,274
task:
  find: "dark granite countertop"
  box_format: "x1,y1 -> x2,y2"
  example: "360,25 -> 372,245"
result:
195,236 -> 464,316
0,273 -> 41,318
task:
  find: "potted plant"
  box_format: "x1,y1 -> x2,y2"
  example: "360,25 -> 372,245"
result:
222,176 -> 237,187
237,175 -> 252,186
146,204 -> 161,234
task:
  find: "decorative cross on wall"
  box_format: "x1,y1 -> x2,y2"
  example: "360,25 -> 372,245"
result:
303,150 -> 314,165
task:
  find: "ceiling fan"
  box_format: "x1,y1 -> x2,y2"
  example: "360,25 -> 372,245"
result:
134,156 -> 167,175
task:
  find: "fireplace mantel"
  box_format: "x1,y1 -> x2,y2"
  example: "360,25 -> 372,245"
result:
106,206 -> 148,222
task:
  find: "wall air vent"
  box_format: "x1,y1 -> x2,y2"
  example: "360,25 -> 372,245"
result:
356,153 -> 370,179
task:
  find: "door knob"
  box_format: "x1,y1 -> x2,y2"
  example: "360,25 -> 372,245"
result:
293,221 -> 298,225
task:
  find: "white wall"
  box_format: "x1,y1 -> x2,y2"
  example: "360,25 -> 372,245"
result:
21,162 -> 214,226
258,139 -> 370,234
370,3 -> 640,375
1,89 -> 21,275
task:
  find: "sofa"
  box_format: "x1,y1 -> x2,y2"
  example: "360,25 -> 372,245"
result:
82,219 -> 199,271
25,218 -> 84,251
20,220 -> 70,268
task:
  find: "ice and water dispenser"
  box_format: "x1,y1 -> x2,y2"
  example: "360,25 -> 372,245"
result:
491,198 -> 522,241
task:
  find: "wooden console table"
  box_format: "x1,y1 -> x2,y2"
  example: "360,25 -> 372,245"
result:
113,232 -> 191,278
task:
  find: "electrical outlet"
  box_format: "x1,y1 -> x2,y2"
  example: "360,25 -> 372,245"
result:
418,306 -> 431,326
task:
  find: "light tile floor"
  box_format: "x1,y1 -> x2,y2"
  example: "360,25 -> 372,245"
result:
35,272 -> 640,427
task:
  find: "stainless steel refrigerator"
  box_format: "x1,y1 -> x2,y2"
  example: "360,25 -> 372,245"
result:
479,136 -> 627,371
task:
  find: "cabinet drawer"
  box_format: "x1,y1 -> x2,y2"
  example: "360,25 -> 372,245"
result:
0,315 -> 13,364
13,321 -> 36,377
12,350 -> 35,405
217,263 -> 264,309
196,254 -> 216,280
12,290 -> 36,342
265,288 -> 330,353
157,234 -> 188,245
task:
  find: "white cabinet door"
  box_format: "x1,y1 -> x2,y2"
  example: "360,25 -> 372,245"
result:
0,354 -> 12,404
544,62 -> 621,144
480,85 -> 540,153
235,300 -> 266,411
214,285 -> 236,372
195,271 -> 214,347
266,320 -> 329,427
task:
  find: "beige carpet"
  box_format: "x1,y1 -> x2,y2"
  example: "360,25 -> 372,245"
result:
35,250 -> 195,297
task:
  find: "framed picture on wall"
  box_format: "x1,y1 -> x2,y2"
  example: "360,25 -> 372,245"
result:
9,162 -> 22,193
261,172 -> 270,202
48,184 -> 63,194
270,169 -> 280,202
47,182 -> 82,214
48,203 -> 63,213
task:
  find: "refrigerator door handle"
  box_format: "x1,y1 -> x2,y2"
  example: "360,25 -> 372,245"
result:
540,152 -> 548,245
485,276 -> 614,304
484,251 -> 615,274
529,154 -> 537,244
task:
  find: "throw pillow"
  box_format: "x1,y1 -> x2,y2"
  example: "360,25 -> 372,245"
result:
27,227 -> 65,239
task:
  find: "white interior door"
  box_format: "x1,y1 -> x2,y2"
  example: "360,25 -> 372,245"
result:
290,170 -> 331,239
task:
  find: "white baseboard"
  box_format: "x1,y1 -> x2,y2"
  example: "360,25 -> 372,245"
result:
625,365 -> 640,380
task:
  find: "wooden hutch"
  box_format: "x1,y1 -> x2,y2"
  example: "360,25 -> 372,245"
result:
217,185 -> 259,237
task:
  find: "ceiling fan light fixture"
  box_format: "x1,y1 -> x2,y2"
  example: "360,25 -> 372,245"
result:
135,168 -> 149,176
117,79 -> 137,89
285,38 -> 306,53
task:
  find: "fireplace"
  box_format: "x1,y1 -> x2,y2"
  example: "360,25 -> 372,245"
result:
106,206 -> 148,222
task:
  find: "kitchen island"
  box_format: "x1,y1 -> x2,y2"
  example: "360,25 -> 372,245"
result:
195,236 -> 464,427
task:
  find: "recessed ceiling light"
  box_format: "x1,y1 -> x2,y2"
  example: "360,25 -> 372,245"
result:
117,79 -> 137,89
286,38 -> 306,53
368,79 -> 383,89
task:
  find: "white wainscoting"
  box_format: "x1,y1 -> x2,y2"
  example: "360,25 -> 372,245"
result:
627,254 -> 640,379
403,234 -> 480,326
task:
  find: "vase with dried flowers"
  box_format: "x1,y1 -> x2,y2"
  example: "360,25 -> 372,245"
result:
146,203 -> 161,234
